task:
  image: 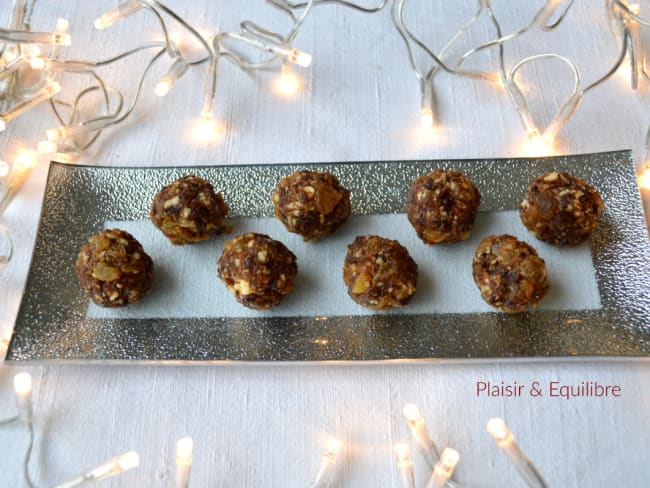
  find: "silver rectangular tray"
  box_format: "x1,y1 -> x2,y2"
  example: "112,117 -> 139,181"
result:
7,150 -> 650,363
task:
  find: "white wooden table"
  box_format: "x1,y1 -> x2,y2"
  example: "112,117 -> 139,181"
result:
1,1 -> 649,486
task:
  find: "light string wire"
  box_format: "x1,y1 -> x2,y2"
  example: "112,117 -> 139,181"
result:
0,0 -> 638,157
1,372 -> 143,488
0,0 -> 646,190
2,375 -> 554,488
399,404 -> 550,488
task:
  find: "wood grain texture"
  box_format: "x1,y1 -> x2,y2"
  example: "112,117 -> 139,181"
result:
0,1 -> 649,486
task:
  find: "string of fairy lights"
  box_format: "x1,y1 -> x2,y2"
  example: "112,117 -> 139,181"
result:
0,0 -> 647,232
3,371 -> 549,487
0,1 -> 647,186
0,0 -> 648,486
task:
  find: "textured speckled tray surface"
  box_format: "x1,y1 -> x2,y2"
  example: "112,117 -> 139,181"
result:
7,150 -> 650,363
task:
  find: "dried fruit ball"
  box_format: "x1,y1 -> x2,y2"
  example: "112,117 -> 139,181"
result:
407,169 -> 481,244
75,229 -> 153,307
151,175 -> 229,245
472,234 -> 548,312
343,235 -> 418,310
272,170 -> 351,241
520,171 -> 604,246
218,233 -> 298,310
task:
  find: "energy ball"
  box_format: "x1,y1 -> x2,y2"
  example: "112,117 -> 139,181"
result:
272,170 -> 351,241
472,234 -> 548,312
75,229 -> 153,307
343,235 -> 418,310
407,169 -> 481,244
151,175 -> 229,245
520,171 -> 604,246
217,233 -> 297,310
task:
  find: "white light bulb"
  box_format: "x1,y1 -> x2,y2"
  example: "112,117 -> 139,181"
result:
291,50 -> 312,68
117,451 -> 139,471
13,372 -> 32,396
30,57 -> 47,70
0,120 -> 6,132
155,80 -> 171,97
56,18 -> 70,32
420,108 -> 434,128
638,165 -> 650,190
276,64 -> 300,96
439,447 -> 459,470
38,140 -> 57,154
325,438 -> 341,456
395,443 -> 412,467
13,372 -> 33,420
403,403 -> 421,422
487,418 -> 511,443
176,437 -> 193,464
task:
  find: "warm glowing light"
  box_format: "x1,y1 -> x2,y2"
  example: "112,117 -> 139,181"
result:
13,372 -> 32,397
321,437 -> 342,464
0,161 -> 9,179
190,116 -> 225,143
117,451 -> 140,471
176,437 -> 193,465
169,33 -> 183,48
13,372 -> 33,420
428,447 -> 460,488
402,403 -> 421,422
49,81 -> 62,96
395,443 -> 415,488
638,165 -> 650,190
47,127 -> 66,141
3,48 -> 17,64
395,443 -> 412,467
155,80 -> 171,97
313,338 -> 329,345
420,108 -> 434,128
438,447 -> 459,472
487,418 -> 512,445
521,134 -> 554,157
275,65 -> 301,97
94,17 -> 111,30
0,120 -> 5,132
24,45 -> 41,57
14,150 -> 37,172
325,438 -> 341,457
56,18 -> 70,32
481,71 -> 503,84
29,57 -> 47,70
38,140 -> 57,154
53,32 -> 71,46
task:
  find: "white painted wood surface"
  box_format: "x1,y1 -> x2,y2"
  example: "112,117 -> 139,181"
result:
1,1 -> 649,486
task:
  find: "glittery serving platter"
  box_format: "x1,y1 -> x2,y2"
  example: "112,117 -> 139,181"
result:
6,151 -> 650,363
